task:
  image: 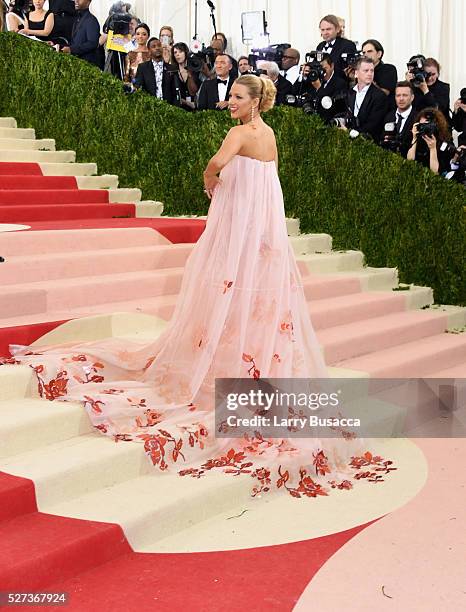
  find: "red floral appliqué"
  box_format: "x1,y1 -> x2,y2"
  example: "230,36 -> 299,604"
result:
242,353 -> 260,380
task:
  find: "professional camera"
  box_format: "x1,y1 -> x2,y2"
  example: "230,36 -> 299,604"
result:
248,43 -> 291,70
285,92 -> 318,114
381,122 -> 403,152
303,51 -> 326,82
460,88 -> 466,104
407,55 -> 429,86
184,45 -> 216,71
340,50 -> 364,69
417,121 -> 438,138
107,12 -> 131,36
329,114 -> 355,129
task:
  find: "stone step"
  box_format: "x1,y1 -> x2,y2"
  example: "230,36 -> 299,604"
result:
290,233 -> 332,254
135,200 -> 164,217
0,365 -> 36,401
0,150 -> 76,163
76,175 -> 119,189
0,138 -> 55,151
0,127 -> 35,139
298,250 -> 365,273
40,162 -> 97,176
0,398 -> 92,459
0,118 -> 17,128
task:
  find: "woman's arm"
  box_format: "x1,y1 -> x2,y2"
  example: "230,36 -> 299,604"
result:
203,127 -> 243,198
23,13 -> 54,37
424,135 -> 439,174
407,124 -> 418,161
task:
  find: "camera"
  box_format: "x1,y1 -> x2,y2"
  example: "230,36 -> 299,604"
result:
407,55 -> 429,86
460,88 -> 466,104
248,43 -> 291,71
107,12 -> 131,36
285,93 -> 318,114
185,45 -> 216,71
303,51 -> 326,82
381,122 -> 403,152
340,50 -> 364,69
417,121 -> 438,138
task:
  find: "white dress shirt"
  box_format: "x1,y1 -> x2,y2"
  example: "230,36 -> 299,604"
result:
282,64 -> 300,85
353,84 -> 370,116
217,78 -> 229,102
395,106 -> 413,133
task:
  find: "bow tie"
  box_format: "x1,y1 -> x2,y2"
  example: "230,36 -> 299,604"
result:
217,78 -> 228,85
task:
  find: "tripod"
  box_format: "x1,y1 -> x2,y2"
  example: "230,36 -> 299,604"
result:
104,49 -> 126,81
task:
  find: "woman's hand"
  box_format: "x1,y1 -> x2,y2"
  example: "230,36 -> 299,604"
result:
203,175 -> 221,199
423,133 -> 437,149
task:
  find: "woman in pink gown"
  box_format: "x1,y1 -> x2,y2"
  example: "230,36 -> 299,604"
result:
6,75 -> 394,498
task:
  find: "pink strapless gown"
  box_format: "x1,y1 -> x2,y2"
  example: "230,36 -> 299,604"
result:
7,156 -> 393,498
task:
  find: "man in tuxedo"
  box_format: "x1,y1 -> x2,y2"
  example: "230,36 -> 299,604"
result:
197,54 -> 234,111
134,38 -> 179,105
346,57 -> 388,141
61,0 -> 99,66
381,81 -> 417,157
210,33 -> 238,79
316,14 -> 356,78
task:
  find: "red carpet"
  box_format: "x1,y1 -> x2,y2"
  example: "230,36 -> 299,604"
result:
0,203 -> 135,222
23,217 -> 207,243
0,189 -> 110,205
0,320 -> 69,358
0,472 -> 372,611
0,162 -> 42,175
0,176 -> 78,189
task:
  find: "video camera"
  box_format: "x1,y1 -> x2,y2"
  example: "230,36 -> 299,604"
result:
107,12 -> 131,36
341,50 -> 364,69
407,55 -> 429,86
248,43 -> 291,71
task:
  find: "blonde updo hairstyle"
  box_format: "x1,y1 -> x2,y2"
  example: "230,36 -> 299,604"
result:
235,74 -> 276,113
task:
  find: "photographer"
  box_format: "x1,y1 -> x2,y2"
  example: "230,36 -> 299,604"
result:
238,55 -> 252,75
292,53 -> 347,119
134,37 -> 179,105
381,81 -> 416,157
361,39 -> 397,98
407,107 -> 453,175
406,55 -> 450,121
447,145 -> 466,185
316,14 -> 356,78
345,57 -> 388,141
452,89 -> 466,145
280,48 -> 301,84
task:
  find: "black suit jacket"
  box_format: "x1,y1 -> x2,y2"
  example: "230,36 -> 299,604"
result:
49,0 -> 75,43
134,61 -> 179,105
428,79 -> 450,121
70,9 -> 100,66
274,75 -> 293,105
348,83 -> 388,141
196,76 -> 234,110
316,37 -> 357,77
383,107 -> 416,157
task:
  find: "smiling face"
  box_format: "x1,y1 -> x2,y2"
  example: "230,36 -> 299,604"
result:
135,27 -> 149,47
319,20 -> 338,42
228,82 -> 259,123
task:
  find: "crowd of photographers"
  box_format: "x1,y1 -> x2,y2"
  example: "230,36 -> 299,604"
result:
3,2 -> 465,184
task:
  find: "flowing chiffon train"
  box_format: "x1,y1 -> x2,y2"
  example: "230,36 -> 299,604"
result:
6,156 -> 395,498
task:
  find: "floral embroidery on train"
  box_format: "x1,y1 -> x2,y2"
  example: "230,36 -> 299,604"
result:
242,353 -> 260,380
34,365 -> 69,401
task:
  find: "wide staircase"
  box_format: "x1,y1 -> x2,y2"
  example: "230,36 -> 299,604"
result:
0,115 -> 465,599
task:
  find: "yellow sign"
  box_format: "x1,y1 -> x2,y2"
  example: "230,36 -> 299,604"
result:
106,30 -> 133,53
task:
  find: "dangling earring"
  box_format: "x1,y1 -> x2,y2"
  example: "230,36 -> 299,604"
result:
251,105 -> 256,128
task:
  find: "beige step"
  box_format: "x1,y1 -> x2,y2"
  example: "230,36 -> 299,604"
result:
290,233 -> 332,254
109,188 -> 141,203
40,162 -> 97,176
0,398 -> 92,459
298,250 -> 365,273
76,175 -> 119,189
0,118 -> 17,128
0,138 -> 55,151
0,149 -> 76,163
135,201 -> 164,217
0,365 -> 36,401
0,127 -> 35,139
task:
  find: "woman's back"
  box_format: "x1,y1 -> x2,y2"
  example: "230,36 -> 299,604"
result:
236,122 -> 277,162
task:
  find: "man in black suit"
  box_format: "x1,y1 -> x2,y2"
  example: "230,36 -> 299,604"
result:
381,81 -> 417,157
134,37 -> 179,105
48,0 -> 76,44
197,54 -> 234,111
346,57 -> 388,141
361,39 -> 397,97
316,14 -> 357,78
61,0 -> 100,66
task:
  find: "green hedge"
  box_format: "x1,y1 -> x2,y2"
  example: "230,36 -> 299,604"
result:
0,33 -> 465,304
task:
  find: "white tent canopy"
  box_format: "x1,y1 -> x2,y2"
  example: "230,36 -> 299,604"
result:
93,0 -> 464,105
